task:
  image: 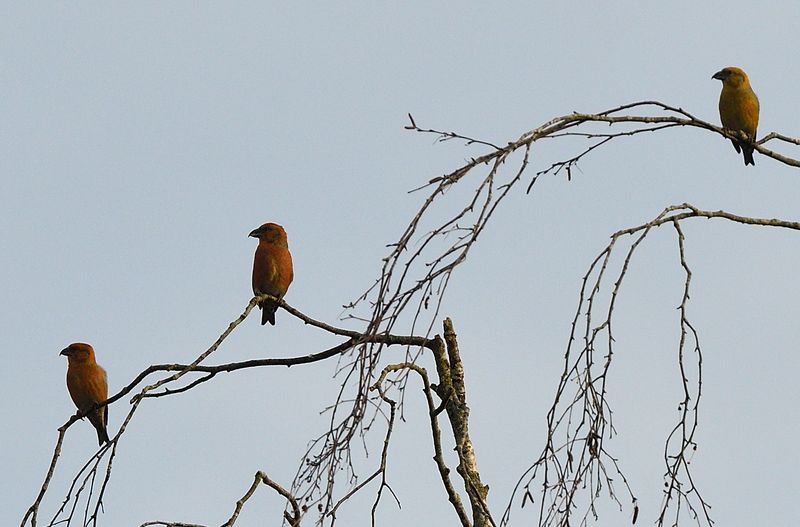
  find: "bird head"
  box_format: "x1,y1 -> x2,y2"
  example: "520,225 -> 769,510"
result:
249,222 -> 288,246
60,342 -> 96,363
712,67 -> 750,88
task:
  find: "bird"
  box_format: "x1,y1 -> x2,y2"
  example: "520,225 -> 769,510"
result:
249,222 -> 294,325
60,343 -> 110,445
712,66 -> 760,166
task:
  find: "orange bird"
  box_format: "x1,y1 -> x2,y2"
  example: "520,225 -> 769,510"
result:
61,343 -> 110,445
250,222 -> 294,325
712,66 -> 760,166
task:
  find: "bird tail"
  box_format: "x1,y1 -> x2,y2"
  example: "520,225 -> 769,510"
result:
89,413 -> 110,445
259,300 -> 278,326
742,145 -> 755,166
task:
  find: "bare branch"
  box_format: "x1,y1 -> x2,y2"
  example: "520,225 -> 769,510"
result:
23,298 -> 433,527
27,97 -> 800,527
503,202 -> 800,527
140,471 -> 301,527
370,349 -> 474,526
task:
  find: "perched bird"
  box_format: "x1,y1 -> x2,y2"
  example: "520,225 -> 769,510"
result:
61,343 -> 110,445
712,66 -> 760,166
250,222 -> 294,325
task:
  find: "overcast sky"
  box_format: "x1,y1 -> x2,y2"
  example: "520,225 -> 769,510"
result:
5,3 -> 800,527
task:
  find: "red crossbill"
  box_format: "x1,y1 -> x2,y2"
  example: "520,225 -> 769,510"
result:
250,222 -> 294,325
61,343 -> 110,445
712,66 -> 760,166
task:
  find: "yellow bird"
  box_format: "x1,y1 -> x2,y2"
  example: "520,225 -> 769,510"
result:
712,66 -> 760,166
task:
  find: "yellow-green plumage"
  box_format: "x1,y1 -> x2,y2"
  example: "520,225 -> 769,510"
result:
713,66 -> 760,166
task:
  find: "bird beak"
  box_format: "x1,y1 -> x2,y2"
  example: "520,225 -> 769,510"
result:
712,70 -> 726,81
60,348 -> 72,356
248,228 -> 260,238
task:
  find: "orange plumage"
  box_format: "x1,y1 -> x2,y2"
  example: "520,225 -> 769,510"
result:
61,343 -> 110,445
250,222 -> 294,325
713,66 -> 760,166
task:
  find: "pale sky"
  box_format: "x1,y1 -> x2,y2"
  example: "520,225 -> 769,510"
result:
5,3 -> 800,527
